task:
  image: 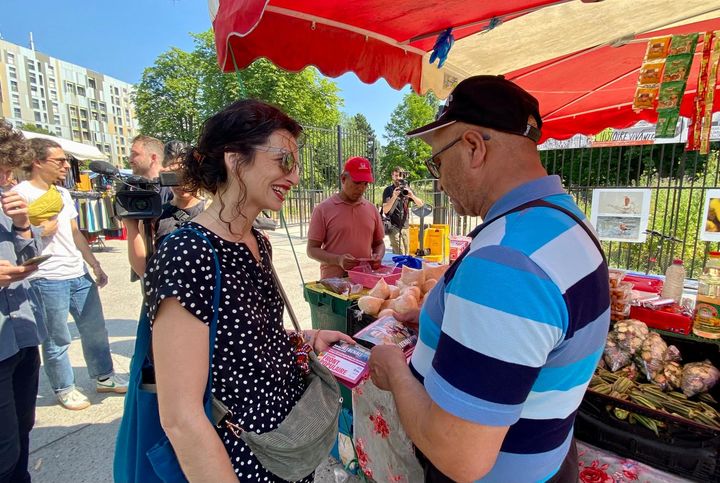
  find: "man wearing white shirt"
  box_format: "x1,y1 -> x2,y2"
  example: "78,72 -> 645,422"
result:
14,138 -> 126,411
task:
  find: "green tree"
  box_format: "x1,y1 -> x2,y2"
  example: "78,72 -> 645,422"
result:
134,48 -> 202,142
380,92 -> 439,181
20,124 -> 54,135
134,30 -> 343,142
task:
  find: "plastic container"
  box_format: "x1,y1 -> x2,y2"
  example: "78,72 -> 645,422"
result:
661,259 -> 685,304
694,252 -> 720,339
303,282 -> 356,333
347,265 -> 401,288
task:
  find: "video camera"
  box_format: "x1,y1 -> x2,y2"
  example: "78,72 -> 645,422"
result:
89,160 -> 179,219
397,177 -> 410,197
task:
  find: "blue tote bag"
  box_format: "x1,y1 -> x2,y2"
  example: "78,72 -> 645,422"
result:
114,227 -> 221,483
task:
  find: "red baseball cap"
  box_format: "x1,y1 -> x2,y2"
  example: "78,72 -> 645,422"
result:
343,156 -> 374,183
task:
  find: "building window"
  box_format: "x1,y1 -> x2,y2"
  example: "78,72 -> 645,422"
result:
10,81 -> 18,92
49,89 -> 58,101
104,145 -> 111,154
43,113 -> 48,123
27,61 -> 35,71
69,105 -> 78,115
65,82 -> 75,94
11,93 -> 20,105
34,112 -> 42,122
30,84 -> 37,94
8,66 -> 16,79
49,78 -> 56,88
90,100 -> 97,109
99,102 -> 106,112
80,108 -> 88,118
54,115 -> 61,125
29,73 -> 37,84
81,120 -> 88,129
88,78 -> 96,89
114,86 -> 119,95
13,108 -> 21,118
31,99 -> 40,109
6,52 -> 15,65
47,65 -> 54,74
71,119 -> 79,128
77,86 -> 86,96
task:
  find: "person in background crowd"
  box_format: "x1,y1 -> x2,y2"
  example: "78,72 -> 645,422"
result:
155,140 -> 205,248
368,75 -> 610,483
382,166 -> 424,255
125,135 -> 174,278
141,99 -> 353,481
14,138 -> 127,411
307,156 -> 385,278
125,140 -> 207,278
0,120 -> 46,483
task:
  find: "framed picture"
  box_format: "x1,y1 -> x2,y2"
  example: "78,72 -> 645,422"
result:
700,189 -> 720,242
590,189 -> 652,242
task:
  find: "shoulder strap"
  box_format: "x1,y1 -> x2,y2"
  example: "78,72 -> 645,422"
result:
444,199 -> 606,284
154,225 -> 222,402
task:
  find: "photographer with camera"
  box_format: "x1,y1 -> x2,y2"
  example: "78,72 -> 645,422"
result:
123,141 -> 205,278
14,138 -> 127,411
382,167 -> 424,255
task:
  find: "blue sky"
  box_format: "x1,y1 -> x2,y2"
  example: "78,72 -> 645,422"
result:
0,0 -> 405,139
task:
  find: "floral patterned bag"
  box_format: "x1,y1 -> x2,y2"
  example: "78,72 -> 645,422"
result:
352,379 -> 423,482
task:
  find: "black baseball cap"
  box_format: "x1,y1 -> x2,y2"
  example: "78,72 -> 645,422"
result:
407,75 -> 542,143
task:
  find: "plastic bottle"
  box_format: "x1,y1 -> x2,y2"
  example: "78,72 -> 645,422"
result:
694,252 -> 720,339
661,259 -> 685,303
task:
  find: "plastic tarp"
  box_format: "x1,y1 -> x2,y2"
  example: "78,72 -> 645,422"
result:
212,0 -> 720,140
21,130 -> 108,161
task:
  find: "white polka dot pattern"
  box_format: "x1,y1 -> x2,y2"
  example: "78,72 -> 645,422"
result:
145,223 -> 311,482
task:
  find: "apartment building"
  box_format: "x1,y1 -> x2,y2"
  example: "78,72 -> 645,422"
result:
0,38 -> 138,166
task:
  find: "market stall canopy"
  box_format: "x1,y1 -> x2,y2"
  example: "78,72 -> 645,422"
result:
212,0 -> 720,140
21,131 -> 108,161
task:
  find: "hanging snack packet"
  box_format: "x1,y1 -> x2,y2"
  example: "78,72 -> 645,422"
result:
662,54 -> 693,83
655,109 -> 680,138
668,33 -> 699,56
657,81 -> 686,110
645,36 -> 672,60
638,61 -> 665,85
633,86 -> 659,110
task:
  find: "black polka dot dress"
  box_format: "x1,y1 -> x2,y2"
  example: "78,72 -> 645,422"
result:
145,222 -> 312,482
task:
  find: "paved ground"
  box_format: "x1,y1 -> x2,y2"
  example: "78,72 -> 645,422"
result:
28,226 -> 350,483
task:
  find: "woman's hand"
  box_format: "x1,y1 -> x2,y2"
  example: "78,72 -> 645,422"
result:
312,329 -> 355,353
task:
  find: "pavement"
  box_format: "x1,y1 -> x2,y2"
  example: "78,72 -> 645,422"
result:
28,226 -> 352,483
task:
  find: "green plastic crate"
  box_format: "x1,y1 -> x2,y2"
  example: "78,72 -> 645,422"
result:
303,282 -> 356,333
304,282 -> 358,411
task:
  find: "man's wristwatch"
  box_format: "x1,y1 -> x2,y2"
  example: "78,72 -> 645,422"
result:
12,224 -> 31,232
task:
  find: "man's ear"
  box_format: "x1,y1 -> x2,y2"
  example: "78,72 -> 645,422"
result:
464,130 -> 488,169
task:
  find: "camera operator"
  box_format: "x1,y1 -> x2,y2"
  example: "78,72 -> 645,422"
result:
123,136 -> 205,280
382,167 -> 423,255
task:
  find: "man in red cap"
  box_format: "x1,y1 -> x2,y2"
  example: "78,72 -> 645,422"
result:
307,156 -> 385,278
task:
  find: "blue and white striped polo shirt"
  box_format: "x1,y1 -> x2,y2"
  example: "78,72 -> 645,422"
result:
410,175 -> 610,482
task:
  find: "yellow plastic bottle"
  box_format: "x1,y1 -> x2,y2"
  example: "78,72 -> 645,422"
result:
694,251 -> 720,339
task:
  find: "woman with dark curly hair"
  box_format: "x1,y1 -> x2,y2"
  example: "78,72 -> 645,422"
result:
0,119 -> 46,483
129,100 -> 353,482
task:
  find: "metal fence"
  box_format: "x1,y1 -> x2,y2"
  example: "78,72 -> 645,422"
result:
275,125 -> 379,237
540,143 -> 720,278
278,123 -> 720,278
409,143 -> 720,278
